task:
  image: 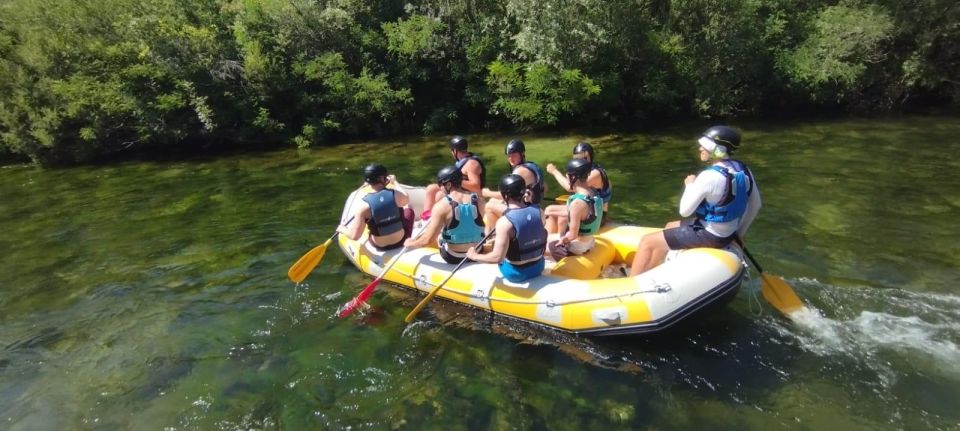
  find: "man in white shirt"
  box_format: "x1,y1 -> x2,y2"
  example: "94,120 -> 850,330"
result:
630,126 -> 762,276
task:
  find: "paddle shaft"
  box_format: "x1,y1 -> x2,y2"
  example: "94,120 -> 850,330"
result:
404,229 -> 496,323
740,245 -> 764,273
735,237 -> 807,315
287,216 -> 355,283
339,223 -> 426,318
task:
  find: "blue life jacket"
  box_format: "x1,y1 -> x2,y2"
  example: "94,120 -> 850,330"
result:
504,205 -> 547,263
592,162 -> 612,204
695,159 -> 754,223
455,153 -> 487,188
515,161 -> 545,205
362,189 -> 402,236
568,192 -> 603,235
441,194 -> 485,244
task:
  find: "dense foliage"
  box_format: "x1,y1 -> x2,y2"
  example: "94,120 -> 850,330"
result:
1,0 -> 957,164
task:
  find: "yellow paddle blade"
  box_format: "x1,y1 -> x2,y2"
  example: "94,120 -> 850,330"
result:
555,194 -> 570,203
759,272 -> 806,315
287,238 -> 333,283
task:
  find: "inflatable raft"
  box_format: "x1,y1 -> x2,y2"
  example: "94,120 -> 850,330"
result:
337,185 -> 745,335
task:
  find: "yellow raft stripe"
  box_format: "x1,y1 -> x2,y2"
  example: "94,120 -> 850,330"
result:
339,222 -> 739,332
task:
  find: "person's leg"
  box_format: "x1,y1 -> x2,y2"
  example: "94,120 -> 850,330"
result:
483,199 -> 507,235
421,184 -> 441,220
543,204 -> 567,233
401,207 -> 415,240
629,231 -> 669,276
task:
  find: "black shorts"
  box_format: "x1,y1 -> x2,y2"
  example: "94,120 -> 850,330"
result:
438,244 -> 471,264
662,218 -> 734,250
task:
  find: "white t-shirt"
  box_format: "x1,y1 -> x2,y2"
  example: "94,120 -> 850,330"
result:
678,162 -> 762,238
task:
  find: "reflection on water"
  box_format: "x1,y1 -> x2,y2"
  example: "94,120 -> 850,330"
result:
1,116 -> 960,429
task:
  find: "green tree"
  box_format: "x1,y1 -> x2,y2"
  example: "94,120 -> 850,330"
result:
780,4 -> 895,103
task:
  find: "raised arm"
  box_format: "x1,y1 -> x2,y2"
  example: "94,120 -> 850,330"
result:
678,173 -> 710,218
387,175 -> 410,207
546,163 -> 572,191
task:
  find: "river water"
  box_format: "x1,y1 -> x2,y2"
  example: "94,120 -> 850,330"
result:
1,116 -> 958,430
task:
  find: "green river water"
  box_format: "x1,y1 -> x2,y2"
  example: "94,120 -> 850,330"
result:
2,116 -> 959,430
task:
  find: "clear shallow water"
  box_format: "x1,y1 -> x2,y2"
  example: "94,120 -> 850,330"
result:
1,116 -> 959,430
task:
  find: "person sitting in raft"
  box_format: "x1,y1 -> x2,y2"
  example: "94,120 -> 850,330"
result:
466,174 -> 548,283
546,141 -> 612,221
337,164 -> 415,251
404,165 -> 486,264
420,135 -> 487,221
544,158 -> 604,259
629,126 -> 762,276
481,139 -> 547,233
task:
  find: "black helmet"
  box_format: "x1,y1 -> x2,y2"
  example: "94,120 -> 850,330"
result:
572,142 -> 595,161
702,126 -> 741,151
499,174 -> 526,200
504,139 -> 525,155
436,165 -> 463,186
363,163 -> 388,183
565,158 -> 591,180
449,135 -> 468,151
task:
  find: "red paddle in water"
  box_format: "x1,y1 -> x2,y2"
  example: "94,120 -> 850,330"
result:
338,224 -> 427,318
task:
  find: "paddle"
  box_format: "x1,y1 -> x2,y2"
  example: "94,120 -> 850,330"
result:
287,216 -> 355,284
550,194 -> 570,203
338,226 -> 427,318
736,238 -> 807,316
404,229 -> 497,323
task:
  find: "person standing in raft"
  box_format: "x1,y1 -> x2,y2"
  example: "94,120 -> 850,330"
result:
420,136 -> 486,221
467,174 -> 548,283
544,158 -> 604,259
546,141 -> 612,220
337,164 -> 415,250
630,126 -> 762,276
403,166 -> 486,264
481,139 -> 547,233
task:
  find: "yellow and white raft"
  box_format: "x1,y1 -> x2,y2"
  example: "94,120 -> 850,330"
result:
337,185 -> 745,335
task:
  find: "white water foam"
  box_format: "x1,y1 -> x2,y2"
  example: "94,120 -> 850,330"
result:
786,300 -> 960,384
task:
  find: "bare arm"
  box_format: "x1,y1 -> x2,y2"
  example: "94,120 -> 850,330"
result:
387,175 -> 410,207
466,219 -> 512,263
587,169 -> 604,191
547,163 -> 571,192
405,200 -> 448,248
461,159 -> 483,194
481,187 -> 500,199
560,200 -> 586,244
337,206 -> 368,241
